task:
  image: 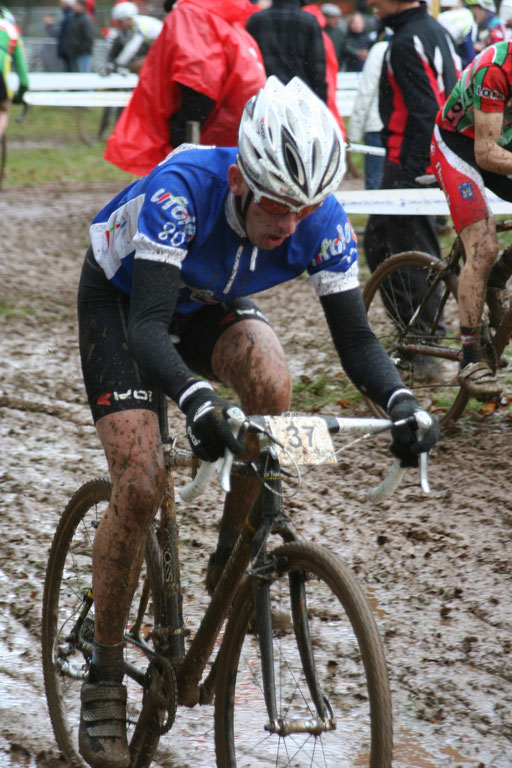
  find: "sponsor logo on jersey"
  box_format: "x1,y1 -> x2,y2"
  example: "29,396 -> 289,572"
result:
458,181 -> 474,200
475,84 -> 505,101
315,222 -> 356,266
151,189 -> 196,243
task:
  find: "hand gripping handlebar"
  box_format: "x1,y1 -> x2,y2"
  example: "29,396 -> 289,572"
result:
368,410 -> 432,503
178,407 -> 246,503
178,410 -> 432,504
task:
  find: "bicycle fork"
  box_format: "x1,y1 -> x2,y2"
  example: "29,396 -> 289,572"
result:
250,453 -> 336,737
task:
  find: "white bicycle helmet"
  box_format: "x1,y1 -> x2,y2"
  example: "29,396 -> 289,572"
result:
112,2 -> 138,21
465,0 -> 496,12
237,76 -> 346,208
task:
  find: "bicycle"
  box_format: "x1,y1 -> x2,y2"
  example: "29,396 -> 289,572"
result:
41,401 -> 431,768
362,218 -> 512,426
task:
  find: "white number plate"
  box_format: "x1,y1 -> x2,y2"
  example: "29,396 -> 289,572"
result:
265,415 -> 337,466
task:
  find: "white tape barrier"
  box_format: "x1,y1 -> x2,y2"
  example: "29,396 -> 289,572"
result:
8,71 -> 138,91
24,90 -> 132,108
336,187 -> 512,216
10,70 -> 358,114
346,142 -> 386,157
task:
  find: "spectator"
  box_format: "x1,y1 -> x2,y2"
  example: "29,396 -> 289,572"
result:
346,27 -> 390,189
52,0 -> 75,72
464,0 -> 505,52
322,3 -> 345,66
106,2 -> 162,74
499,0 -> 512,39
66,0 -> 95,73
438,2 -> 477,67
339,11 -> 374,71
302,3 -> 347,137
105,0 -> 265,176
0,5 -> 29,147
363,0 -> 460,368
246,0 -> 328,103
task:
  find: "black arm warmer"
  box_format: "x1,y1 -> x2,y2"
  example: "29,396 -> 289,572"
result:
320,288 -> 404,411
127,258 -> 197,405
169,84 -> 216,148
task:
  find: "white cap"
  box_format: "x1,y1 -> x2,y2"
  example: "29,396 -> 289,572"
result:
322,3 -> 342,17
112,2 -> 138,21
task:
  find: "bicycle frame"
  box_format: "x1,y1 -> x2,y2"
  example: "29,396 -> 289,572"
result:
142,410 -> 415,727
43,407 -> 431,767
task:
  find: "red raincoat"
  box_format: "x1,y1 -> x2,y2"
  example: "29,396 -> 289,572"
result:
302,4 -> 346,140
104,0 -> 266,176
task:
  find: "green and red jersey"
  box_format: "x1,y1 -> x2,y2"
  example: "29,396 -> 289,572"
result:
0,14 -> 29,93
437,41 -> 512,146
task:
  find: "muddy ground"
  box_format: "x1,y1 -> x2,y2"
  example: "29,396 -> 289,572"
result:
1,180 -> 512,768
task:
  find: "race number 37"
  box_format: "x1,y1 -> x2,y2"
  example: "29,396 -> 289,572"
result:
265,415 -> 337,466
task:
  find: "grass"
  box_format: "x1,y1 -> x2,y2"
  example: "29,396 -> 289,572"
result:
4,103 -> 131,187
215,372 -> 363,414
0,299 -> 33,317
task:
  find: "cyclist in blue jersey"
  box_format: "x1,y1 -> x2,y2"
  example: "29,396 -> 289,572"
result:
77,75 -> 439,768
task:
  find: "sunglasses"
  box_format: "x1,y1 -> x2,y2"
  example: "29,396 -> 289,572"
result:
254,194 -> 322,220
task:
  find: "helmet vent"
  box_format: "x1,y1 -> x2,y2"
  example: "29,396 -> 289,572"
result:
282,127 -> 307,194
317,141 -> 340,196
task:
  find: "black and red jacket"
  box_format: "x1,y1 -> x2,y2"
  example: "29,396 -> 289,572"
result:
379,5 -> 460,184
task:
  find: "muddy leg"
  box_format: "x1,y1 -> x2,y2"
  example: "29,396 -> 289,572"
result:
93,409 -> 166,644
210,319 -> 291,554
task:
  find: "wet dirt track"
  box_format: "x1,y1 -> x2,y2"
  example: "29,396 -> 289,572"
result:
1,181 -> 512,768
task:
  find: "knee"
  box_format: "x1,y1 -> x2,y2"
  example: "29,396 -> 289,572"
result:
112,458 -> 166,529
242,360 -> 292,415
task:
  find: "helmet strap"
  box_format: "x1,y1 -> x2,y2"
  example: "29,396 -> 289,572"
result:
235,189 -> 253,228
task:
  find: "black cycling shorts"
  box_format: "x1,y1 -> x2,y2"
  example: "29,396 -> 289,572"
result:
77,249 -> 270,423
0,73 -> 8,103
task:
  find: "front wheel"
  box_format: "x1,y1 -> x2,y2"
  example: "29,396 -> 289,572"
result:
214,541 -> 392,768
41,479 -> 169,768
363,250 -> 469,425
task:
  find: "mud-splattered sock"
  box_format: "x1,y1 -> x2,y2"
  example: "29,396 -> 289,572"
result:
88,640 -> 124,683
460,325 -> 482,368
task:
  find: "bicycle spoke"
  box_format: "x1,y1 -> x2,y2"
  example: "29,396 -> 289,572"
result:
215,542 -> 392,767
363,251 -> 469,424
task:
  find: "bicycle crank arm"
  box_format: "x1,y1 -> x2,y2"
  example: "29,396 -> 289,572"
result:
264,716 -> 336,737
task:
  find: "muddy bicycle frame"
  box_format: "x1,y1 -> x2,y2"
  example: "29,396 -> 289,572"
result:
138,408 -> 386,702
49,402 -> 430,767
387,220 -> 512,365
122,400 -> 423,758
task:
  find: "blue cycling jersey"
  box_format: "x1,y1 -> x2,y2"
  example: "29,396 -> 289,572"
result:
90,145 -> 359,315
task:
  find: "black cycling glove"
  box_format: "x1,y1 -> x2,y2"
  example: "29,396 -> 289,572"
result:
12,85 -> 27,104
388,391 -> 440,468
181,386 -> 246,462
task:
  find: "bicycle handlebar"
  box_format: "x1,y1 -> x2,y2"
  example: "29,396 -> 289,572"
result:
178,410 -> 432,504
178,408 -> 245,503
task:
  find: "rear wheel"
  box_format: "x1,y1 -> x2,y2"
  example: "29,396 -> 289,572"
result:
214,541 -> 392,768
42,478 -> 171,768
363,250 -> 469,425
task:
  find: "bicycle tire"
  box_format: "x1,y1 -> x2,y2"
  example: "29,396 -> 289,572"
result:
363,250 -> 469,425
41,478 -> 166,768
214,541 -> 393,768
